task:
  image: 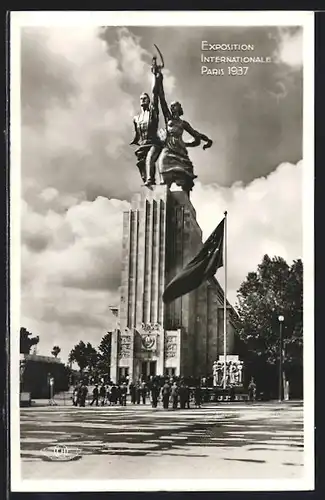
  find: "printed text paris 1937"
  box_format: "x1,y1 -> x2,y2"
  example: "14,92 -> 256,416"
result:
200,40 -> 272,76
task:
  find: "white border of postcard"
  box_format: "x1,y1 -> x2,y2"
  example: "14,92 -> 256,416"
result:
10,10 -> 314,492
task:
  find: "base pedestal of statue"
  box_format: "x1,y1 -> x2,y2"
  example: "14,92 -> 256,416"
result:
110,184 -> 236,383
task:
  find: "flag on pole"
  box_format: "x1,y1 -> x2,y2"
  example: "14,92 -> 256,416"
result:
163,217 -> 225,304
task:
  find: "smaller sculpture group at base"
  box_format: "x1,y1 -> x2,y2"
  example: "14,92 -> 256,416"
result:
212,356 -> 244,388
130,46 -> 213,195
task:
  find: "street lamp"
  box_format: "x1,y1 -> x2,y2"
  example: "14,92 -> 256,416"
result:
48,373 -> 56,406
278,315 -> 284,402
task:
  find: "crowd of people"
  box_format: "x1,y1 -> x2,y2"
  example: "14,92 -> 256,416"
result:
71,374 -> 258,408
72,376 -> 203,409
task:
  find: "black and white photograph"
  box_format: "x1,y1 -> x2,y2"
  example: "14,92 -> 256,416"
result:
10,11 -> 314,492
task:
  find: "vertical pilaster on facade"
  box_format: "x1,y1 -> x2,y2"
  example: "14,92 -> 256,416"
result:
151,200 -> 158,324
127,210 -> 133,328
147,198 -> 153,323
136,199 -> 145,326
119,212 -> 130,327
110,329 -> 119,383
133,210 -> 139,327
144,199 -> 149,324
129,210 -> 137,327
156,326 -> 165,375
157,198 -> 166,325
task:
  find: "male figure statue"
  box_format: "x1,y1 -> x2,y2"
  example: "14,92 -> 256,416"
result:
130,71 -> 163,187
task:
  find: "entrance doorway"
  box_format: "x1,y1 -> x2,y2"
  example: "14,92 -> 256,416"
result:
118,367 -> 129,382
141,361 -> 156,380
166,367 -> 176,378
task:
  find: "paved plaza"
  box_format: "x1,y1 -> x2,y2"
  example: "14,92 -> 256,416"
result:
20,402 -> 304,481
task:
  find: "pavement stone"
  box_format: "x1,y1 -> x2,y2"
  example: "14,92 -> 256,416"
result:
19,402 -> 304,481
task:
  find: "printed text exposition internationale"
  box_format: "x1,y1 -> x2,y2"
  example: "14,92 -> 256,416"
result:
201,42 -> 256,51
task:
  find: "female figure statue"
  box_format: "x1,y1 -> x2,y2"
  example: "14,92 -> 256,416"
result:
212,361 -> 218,387
157,73 -> 213,194
238,361 -> 243,385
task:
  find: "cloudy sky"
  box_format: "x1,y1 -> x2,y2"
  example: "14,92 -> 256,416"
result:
19,24 -> 303,361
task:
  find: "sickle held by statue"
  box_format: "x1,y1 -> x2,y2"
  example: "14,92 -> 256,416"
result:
154,44 -> 165,69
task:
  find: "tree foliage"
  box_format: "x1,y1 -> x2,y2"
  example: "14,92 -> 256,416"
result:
97,332 -> 112,375
51,346 -> 61,358
236,255 -> 303,394
67,333 -> 112,380
98,332 -> 112,358
68,341 -> 99,373
20,327 -> 40,355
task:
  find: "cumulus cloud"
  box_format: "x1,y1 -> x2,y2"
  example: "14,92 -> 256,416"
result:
273,27 -> 303,68
21,287 -> 119,359
21,195 -> 130,358
22,196 -> 129,289
191,160 -> 302,305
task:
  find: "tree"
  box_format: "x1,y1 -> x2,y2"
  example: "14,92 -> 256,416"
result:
20,327 -> 40,355
68,341 -> 98,374
98,332 -> 112,359
97,332 -> 112,378
236,255 -> 303,397
51,346 -> 61,358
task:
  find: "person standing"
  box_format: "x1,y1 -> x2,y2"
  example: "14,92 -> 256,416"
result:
77,384 -> 83,407
162,380 -> 171,410
171,382 -> 179,410
79,383 -> 88,407
106,384 -> 111,405
110,383 -> 117,405
179,383 -> 187,409
72,384 -> 79,406
151,382 -> 160,408
90,384 -> 99,406
99,383 -> 106,406
194,384 -> 202,408
121,382 -> 128,406
185,383 -> 191,409
135,380 -> 141,405
117,384 -> 122,405
141,380 -> 147,405
248,377 -> 257,402
229,384 -> 236,402
129,381 -> 136,404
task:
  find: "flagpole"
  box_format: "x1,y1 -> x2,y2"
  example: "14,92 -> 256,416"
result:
223,211 -> 228,390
